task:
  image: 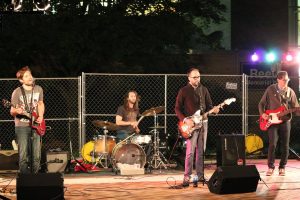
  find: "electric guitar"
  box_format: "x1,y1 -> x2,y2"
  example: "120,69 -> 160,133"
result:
178,98 -> 236,139
259,106 -> 300,131
2,99 -> 46,136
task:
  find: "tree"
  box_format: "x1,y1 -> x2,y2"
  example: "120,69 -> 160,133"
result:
0,0 -> 226,77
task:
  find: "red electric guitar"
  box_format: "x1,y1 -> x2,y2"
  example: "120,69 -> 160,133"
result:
178,98 -> 236,139
259,106 -> 300,131
2,99 -> 46,136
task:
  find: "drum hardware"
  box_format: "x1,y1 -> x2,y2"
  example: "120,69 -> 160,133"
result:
91,127 -> 112,169
81,120 -> 119,169
148,111 -> 169,170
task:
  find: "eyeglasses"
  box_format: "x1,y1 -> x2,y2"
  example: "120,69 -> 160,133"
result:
189,76 -> 200,79
280,78 -> 290,82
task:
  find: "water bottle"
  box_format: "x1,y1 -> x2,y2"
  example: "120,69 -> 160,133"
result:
193,175 -> 198,187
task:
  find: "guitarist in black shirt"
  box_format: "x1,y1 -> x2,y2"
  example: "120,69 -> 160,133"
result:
10,66 -> 45,174
175,68 -> 219,187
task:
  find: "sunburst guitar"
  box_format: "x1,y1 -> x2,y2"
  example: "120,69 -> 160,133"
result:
178,98 -> 236,139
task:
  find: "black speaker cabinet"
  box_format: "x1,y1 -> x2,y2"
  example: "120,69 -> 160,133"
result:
46,151 -> 69,173
0,150 -> 18,173
217,134 -> 245,166
17,172 -> 64,200
208,165 -> 260,194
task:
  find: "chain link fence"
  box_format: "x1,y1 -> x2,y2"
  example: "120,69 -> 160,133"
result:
82,74 -> 243,163
1,74 -> 300,163
0,78 -> 81,158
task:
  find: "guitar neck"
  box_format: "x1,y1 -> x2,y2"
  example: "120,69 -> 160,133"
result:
278,107 -> 300,117
203,102 -> 225,118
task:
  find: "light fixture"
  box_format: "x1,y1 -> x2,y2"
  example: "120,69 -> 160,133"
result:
33,0 -> 51,11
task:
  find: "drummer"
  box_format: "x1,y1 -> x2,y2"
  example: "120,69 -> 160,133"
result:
115,90 -> 141,142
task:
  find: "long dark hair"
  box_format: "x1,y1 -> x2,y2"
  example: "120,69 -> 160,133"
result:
123,90 -> 140,111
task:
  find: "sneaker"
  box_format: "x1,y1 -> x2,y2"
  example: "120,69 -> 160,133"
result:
266,168 -> 274,176
182,180 -> 190,187
182,177 -> 190,187
279,168 -> 285,176
192,175 -> 198,187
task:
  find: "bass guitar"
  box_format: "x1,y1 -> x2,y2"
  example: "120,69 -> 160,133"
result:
259,106 -> 300,131
2,99 -> 46,136
178,98 -> 236,139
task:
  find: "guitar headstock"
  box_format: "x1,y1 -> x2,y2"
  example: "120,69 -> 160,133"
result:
2,99 -> 11,108
224,98 -> 236,105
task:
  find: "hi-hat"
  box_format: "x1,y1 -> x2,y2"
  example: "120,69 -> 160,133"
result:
92,120 -> 119,131
142,106 -> 165,116
149,126 -> 165,129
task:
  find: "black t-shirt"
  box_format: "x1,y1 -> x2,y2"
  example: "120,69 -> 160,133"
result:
116,105 -> 139,132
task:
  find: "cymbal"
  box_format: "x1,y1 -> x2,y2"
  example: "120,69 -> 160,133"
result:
142,106 -> 165,116
92,120 -> 119,131
149,126 -> 165,129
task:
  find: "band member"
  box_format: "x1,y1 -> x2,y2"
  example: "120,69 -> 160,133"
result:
115,90 -> 140,142
10,66 -> 45,174
259,71 -> 299,176
175,68 -> 219,187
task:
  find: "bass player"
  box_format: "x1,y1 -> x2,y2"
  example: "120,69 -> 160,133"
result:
259,71 -> 299,176
10,66 -> 45,174
175,67 -> 219,187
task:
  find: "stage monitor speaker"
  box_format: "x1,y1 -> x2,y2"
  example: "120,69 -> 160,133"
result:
17,172 -> 64,200
217,134 -> 245,167
208,165 -> 260,194
0,150 -> 18,173
46,151 -> 69,173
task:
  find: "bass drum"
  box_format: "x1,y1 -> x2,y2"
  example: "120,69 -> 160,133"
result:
245,134 -> 264,154
112,142 -> 146,169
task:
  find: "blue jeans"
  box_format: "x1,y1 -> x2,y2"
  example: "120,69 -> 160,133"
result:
116,130 -> 132,143
15,126 -> 41,173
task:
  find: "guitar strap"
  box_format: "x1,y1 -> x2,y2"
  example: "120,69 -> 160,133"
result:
20,86 -> 31,113
195,85 -> 204,114
281,87 -> 291,109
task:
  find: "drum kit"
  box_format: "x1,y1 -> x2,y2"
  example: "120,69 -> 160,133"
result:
81,106 -> 170,173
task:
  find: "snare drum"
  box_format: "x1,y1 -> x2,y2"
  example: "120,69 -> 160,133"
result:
131,135 -> 152,145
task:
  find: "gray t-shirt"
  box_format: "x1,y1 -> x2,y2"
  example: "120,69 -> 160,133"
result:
11,85 -> 44,127
116,105 -> 139,133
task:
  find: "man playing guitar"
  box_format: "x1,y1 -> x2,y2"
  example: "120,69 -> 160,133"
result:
10,66 -> 45,174
175,68 -> 219,187
259,71 -> 299,176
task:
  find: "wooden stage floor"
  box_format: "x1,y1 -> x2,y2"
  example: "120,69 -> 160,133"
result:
1,159 -> 300,200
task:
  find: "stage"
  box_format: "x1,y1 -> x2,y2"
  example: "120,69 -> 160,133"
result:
0,159 -> 300,200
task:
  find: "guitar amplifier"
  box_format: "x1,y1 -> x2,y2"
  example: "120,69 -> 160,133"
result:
217,134 -> 245,167
46,151 -> 69,173
0,150 -> 19,173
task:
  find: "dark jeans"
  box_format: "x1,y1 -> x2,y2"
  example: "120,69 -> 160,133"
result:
267,121 -> 291,169
15,126 -> 41,174
184,127 -> 204,179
